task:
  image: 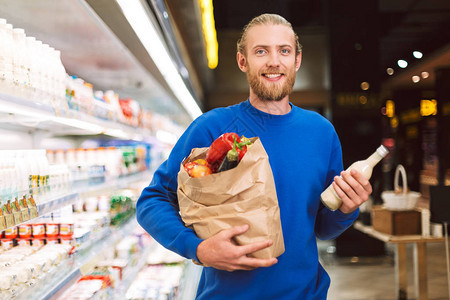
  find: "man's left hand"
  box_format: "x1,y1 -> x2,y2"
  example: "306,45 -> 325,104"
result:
332,169 -> 372,214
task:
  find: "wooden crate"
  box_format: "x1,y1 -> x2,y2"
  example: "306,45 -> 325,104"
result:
372,206 -> 422,235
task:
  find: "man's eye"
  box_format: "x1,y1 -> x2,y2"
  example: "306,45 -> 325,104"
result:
256,49 -> 266,55
281,49 -> 290,54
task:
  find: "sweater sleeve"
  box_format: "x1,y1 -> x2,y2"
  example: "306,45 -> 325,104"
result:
136,117 -> 213,261
314,133 -> 359,240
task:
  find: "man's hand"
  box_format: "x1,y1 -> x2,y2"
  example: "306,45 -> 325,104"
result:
333,169 -> 373,214
196,224 -> 278,272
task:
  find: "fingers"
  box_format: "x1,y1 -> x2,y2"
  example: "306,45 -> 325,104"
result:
333,170 -> 373,213
349,169 -> 372,194
198,225 -> 278,271
224,253 -> 278,272
238,239 -> 273,256
237,256 -> 278,269
225,225 -> 275,258
222,224 -> 249,239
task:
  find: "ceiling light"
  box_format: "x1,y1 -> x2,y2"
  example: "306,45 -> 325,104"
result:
386,100 -> 395,118
421,71 -> 429,79
360,82 -> 370,91
412,75 -> 420,83
420,99 -> 437,116
386,68 -> 394,75
199,0 -> 219,69
116,0 -> 202,120
413,51 -> 423,59
398,60 -> 408,68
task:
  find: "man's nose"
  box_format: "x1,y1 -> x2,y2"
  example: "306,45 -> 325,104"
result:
266,52 -> 280,67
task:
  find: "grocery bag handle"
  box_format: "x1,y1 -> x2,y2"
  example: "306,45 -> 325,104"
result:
394,164 -> 407,196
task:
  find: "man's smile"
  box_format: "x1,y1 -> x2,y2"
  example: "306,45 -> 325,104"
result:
262,73 -> 284,79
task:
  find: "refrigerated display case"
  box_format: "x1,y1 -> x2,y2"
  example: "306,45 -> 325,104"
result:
0,0 -> 199,298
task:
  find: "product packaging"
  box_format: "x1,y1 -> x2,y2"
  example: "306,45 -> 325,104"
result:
177,137 -> 284,259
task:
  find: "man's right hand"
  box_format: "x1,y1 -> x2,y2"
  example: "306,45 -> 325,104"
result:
196,224 -> 278,272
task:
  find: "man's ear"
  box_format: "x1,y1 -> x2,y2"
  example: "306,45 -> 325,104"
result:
237,52 -> 247,72
295,52 -> 302,71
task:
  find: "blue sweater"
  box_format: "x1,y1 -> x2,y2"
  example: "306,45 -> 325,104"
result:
137,100 -> 358,299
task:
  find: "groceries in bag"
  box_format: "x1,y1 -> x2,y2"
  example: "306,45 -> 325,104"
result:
177,135 -> 284,259
183,133 -> 252,177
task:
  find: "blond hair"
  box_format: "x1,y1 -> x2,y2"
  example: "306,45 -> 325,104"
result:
236,14 -> 302,56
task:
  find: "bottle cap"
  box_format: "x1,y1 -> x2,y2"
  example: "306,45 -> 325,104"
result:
376,145 -> 389,158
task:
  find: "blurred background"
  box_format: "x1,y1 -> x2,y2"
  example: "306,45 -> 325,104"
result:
1,0 -> 449,299
1,0 -> 449,263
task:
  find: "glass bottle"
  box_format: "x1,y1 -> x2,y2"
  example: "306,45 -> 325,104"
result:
320,145 -> 389,211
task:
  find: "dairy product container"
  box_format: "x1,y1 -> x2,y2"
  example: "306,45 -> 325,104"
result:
45,223 -> 59,237
18,224 -> 32,238
12,28 -> 28,99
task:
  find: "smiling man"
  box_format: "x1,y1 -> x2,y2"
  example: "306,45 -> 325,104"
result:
237,18 -> 301,107
137,14 -> 372,299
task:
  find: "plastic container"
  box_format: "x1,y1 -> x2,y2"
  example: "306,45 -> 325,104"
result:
31,238 -> 45,248
4,226 -> 18,239
18,224 -> 32,238
32,223 -> 46,238
60,223 -> 74,237
45,223 -> 59,237
0,238 -> 13,250
16,238 -> 30,247
46,237 -> 59,245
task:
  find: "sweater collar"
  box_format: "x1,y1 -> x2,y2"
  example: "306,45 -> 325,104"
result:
242,99 -> 297,125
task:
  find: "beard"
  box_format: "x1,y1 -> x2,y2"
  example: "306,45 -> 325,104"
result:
246,64 -> 296,102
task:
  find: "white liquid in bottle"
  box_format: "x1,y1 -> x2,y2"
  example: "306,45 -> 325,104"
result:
320,145 -> 389,211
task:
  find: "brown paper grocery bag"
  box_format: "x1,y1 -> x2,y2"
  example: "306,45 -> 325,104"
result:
177,137 -> 284,259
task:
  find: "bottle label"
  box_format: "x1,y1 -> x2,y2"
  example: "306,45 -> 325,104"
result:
4,214 -> 14,228
0,216 -> 5,231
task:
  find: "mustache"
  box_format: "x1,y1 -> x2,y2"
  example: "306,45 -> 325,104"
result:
261,68 -> 284,74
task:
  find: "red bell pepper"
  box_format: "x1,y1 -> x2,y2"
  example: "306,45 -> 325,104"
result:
206,133 -> 253,173
206,132 -> 240,166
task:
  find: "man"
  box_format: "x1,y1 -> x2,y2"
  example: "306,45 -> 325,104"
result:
137,14 -> 372,299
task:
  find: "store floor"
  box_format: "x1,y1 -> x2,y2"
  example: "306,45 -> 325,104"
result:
318,239 -> 449,300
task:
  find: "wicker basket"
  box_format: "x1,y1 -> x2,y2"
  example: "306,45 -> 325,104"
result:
381,164 -> 421,211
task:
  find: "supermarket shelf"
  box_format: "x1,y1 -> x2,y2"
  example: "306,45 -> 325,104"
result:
36,192 -> 80,217
4,170 -> 153,231
73,170 -> 154,195
0,92 -> 149,140
14,217 -> 139,300
112,240 -> 158,299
